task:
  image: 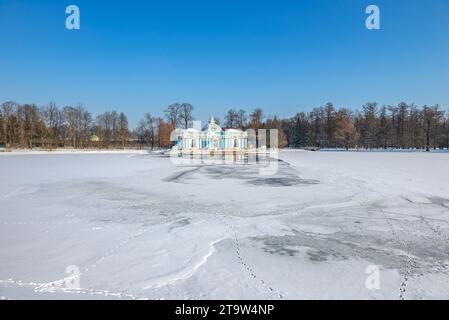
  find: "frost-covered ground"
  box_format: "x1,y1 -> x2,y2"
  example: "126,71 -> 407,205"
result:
1,150 -> 449,300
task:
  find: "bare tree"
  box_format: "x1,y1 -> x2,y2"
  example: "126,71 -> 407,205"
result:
0,102 -> 14,146
445,111 -> 449,149
0,108 -> 4,146
422,106 -> 434,151
179,103 -> 194,129
236,109 -> 247,129
360,102 -> 378,149
94,111 -> 116,148
42,102 -> 62,147
335,109 -> 358,150
118,112 -> 129,148
145,113 -> 156,150
134,120 -> 147,149
164,103 -> 181,129
432,105 -> 443,150
62,105 -> 91,148
80,107 -> 92,148
1,102 -> 15,146
225,109 -> 238,128
397,102 -> 409,148
111,111 -> 119,145
377,106 -> 390,149
16,104 -> 42,148
324,102 -> 336,147
249,108 -> 264,130
156,118 -> 173,148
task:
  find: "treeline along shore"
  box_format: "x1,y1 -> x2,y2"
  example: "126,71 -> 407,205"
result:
0,101 -> 448,151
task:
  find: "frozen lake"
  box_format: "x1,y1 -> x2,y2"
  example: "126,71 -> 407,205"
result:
1,150 -> 449,299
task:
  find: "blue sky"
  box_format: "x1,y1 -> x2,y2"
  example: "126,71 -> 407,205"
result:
0,0 -> 448,127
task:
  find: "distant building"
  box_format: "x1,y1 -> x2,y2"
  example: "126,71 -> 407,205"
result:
176,118 -> 248,151
90,135 -> 100,142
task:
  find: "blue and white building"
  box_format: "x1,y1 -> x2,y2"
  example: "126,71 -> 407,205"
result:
176,118 -> 248,151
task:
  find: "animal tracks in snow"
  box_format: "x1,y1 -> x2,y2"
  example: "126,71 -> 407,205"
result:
379,209 -> 415,300
0,278 -> 141,299
215,213 -> 284,299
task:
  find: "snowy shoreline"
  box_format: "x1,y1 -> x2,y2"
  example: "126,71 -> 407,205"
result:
1,148 -> 448,156
0,149 -> 151,156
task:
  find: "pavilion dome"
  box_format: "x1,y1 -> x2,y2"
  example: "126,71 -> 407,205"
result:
203,117 -> 223,134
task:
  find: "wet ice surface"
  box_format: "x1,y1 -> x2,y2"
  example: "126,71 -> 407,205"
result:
1,151 -> 449,299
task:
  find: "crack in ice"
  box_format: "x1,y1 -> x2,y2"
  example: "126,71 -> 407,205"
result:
143,238 -> 223,289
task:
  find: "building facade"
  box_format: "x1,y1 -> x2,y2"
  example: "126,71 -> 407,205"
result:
175,118 -> 248,151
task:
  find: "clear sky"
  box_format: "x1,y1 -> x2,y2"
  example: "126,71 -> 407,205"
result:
1,0 -> 448,127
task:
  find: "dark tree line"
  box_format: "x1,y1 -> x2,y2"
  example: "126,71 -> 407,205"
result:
1,100 -> 448,151
221,103 -> 449,151
277,102 -> 449,151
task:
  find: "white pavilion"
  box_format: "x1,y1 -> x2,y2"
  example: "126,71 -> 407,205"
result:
176,118 -> 248,151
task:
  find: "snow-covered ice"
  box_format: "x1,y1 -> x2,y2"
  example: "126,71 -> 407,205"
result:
1,150 -> 449,299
